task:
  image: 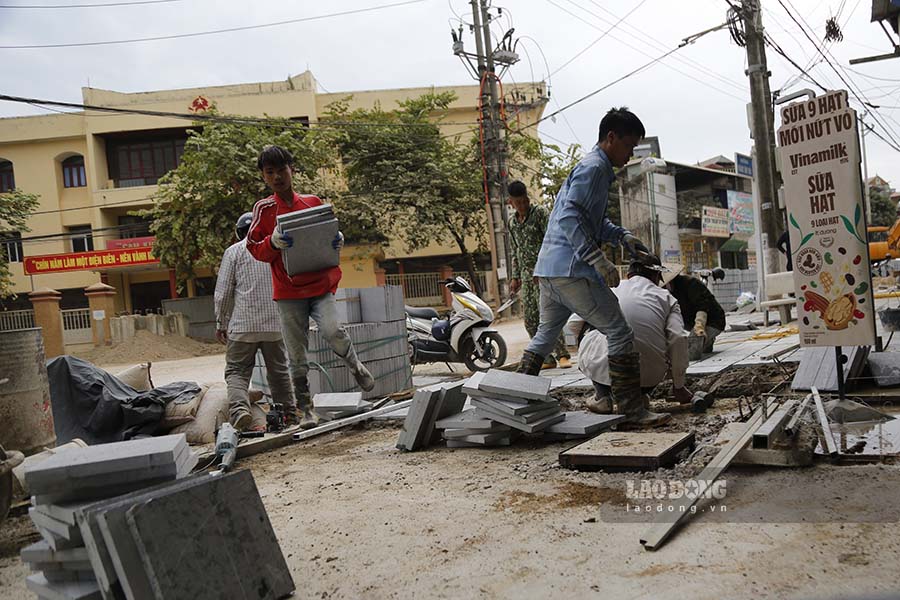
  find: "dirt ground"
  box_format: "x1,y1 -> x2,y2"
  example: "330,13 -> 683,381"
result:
2,380 -> 899,599
71,330 -> 225,366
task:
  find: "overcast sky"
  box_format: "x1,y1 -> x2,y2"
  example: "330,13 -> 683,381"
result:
1,0 -> 898,186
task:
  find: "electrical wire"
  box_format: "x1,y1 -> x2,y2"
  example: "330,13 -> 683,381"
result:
0,0 -> 183,7
0,0 -> 425,49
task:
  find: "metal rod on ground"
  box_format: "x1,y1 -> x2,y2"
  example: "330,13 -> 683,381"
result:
785,393 -> 813,437
811,386 -> 838,457
835,346 -> 846,401
292,399 -> 414,442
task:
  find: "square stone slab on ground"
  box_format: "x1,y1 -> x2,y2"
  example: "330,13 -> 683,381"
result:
473,407 -> 565,433
20,541 -> 89,566
477,370 -> 551,401
443,431 -> 512,445
24,435 -> 189,494
30,508 -> 83,543
25,573 -> 101,600
312,392 -> 365,411
559,431 -> 695,471
123,470 -> 293,600
545,412 -> 626,436
434,409 -> 496,431
472,402 -> 561,424
446,437 -> 513,448
468,396 -> 559,416
441,423 -> 511,439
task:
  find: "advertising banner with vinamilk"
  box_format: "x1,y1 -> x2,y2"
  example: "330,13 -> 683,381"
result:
776,90 -> 876,347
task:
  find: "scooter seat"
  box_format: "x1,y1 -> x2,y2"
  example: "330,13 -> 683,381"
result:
405,305 -> 440,320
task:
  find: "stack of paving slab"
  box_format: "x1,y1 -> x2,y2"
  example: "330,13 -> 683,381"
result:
20,435 -> 293,600
396,381 -> 467,451
312,391 -> 374,421
276,204 -> 340,276
308,285 -> 410,400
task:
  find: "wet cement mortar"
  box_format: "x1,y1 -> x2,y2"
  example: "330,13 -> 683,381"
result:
2,367 -> 900,599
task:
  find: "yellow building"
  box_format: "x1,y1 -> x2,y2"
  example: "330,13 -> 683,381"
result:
0,71 -> 547,316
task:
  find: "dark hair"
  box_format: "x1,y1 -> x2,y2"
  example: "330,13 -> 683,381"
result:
598,107 -> 646,142
257,145 -> 294,170
507,180 -> 527,197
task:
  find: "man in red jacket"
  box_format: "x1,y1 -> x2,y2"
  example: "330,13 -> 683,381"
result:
247,145 -> 374,429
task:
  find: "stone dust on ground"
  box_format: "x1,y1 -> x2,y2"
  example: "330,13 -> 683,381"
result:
70,330 -> 224,367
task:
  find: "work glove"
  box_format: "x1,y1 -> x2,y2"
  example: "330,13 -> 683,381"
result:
590,254 -> 620,288
692,311 -> 708,337
332,231 -> 345,251
270,228 -> 293,250
621,232 -> 650,258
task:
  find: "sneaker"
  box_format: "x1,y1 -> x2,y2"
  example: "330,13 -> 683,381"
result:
557,357 -> 573,369
620,408 -> 672,429
585,396 -> 613,414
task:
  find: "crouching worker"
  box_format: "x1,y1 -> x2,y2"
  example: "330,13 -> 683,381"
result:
247,145 -> 374,430
568,256 -> 692,419
215,212 -> 295,432
665,266 -> 726,354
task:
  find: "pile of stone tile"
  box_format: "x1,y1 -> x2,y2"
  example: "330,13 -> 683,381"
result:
19,435 -> 293,600
396,381 -> 467,451
276,204 -> 340,276
312,392 -> 373,421
428,370 -> 625,449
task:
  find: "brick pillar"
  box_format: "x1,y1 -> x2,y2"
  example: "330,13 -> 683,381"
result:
84,282 -> 116,346
439,265 -> 454,307
374,268 -> 386,287
28,288 -> 64,358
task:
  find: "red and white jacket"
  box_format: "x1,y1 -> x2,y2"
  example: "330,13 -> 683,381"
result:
246,192 -> 342,300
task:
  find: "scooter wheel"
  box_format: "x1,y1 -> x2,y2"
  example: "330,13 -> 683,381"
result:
462,331 -> 507,372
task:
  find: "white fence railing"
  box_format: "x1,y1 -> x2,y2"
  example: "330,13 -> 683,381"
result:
62,308 -> 92,345
0,309 -> 35,331
386,270 -> 496,306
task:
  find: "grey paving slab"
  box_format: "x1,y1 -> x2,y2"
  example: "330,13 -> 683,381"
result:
545,412 -> 626,436
34,502 -> 88,527
21,541 -> 89,565
29,560 -> 95,573
279,217 -> 340,276
473,407 -> 565,433
37,526 -> 83,552
478,370 -> 551,401
32,476 -> 177,507
472,402 -> 561,424
26,573 -> 102,600
312,392 -> 365,410
468,396 -> 558,416
460,372 -> 485,396
433,409 -> 495,430
77,507 -> 121,600
124,470 -> 293,600
446,438 -> 512,448
396,387 -> 441,451
443,431 -> 512,444
41,569 -> 97,584
359,285 -> 405,322
30,508 -> 83,542
25,436 -> 187,492
441,424 -> 511,439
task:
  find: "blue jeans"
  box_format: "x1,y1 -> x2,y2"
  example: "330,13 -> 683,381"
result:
277,293 -> 352,385
527,277 -> 634,358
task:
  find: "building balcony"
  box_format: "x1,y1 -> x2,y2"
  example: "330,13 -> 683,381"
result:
92,183 -> 157,209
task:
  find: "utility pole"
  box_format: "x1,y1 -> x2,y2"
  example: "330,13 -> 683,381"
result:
452,0 -> 519,303
741,0 -> 783,277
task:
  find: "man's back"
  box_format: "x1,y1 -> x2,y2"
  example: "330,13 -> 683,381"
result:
215,240 -> 281,336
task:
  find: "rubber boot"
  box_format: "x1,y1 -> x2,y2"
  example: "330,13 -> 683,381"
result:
289,377 -> 319,430
609,352 -> 671,428
516,350 -> 545,376
585,381 -> 613,414
341,346 -> 375,392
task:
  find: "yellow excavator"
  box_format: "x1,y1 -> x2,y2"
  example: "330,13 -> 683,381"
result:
868,224 -> 898,263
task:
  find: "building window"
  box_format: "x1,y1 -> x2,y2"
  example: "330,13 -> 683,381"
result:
62,156 -> 87,188
118,215 -> 152,239
108,138 -> 186,187
0,232 -> 24,263
68,225 -> 94,252
0,160 -> 14,193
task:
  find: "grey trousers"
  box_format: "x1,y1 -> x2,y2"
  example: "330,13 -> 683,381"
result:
225,339 -> 293,422
277,293 -> 353,397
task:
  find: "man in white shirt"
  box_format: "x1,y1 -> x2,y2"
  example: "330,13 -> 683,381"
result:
568,256 -> 694,416
214,213 -> 297,431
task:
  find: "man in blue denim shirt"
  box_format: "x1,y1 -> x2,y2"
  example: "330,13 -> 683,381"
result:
516,107 -> 671,427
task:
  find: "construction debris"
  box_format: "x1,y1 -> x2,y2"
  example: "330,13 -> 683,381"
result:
20,435 -> 293,600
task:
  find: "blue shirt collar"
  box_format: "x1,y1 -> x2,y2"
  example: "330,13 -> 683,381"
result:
592,144 -> 616,181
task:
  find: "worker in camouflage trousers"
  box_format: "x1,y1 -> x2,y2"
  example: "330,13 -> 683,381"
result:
507,180 -> 572,370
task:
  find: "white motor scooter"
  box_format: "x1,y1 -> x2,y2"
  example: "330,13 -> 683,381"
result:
406,276 -> 507,372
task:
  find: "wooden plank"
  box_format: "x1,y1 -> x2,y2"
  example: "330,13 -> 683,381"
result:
640,404 -> 768,551
752,399 -> 798,449
784,394 -> 812,437
811,386 -> 838,457
559,432 -> 694,471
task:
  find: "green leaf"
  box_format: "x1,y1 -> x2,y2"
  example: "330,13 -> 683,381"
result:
854,203 -> 861,226
789,213 -> 801,231
840,215 -> 866,244
799,232 -> 814,247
